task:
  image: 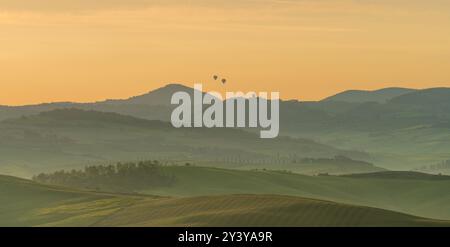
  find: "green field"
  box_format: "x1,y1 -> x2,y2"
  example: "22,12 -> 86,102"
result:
1,174 -> 449,227
90,194 -> 449,227
135,166 -> 450,220
0,174 -> 143,226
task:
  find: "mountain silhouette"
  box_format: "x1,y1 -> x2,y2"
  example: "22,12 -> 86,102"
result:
322,87 -> 416,103
101,83 -> 195,106
1,84 -> 450,130
389,87 -> 450,105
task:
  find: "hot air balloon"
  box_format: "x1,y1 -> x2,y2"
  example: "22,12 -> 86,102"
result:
213,75 -> 218,80
221,78 -> 227,84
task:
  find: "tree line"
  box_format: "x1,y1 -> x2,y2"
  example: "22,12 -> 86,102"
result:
33,160 -> 176,192
416,159 -> 450,174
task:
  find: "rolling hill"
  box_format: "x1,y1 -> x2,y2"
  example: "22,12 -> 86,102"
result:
34,165 -> 450,221
91,194 -> 447,227
0,174 -> 448,227
0,108 -> 373,177
389,87 -> 450,106
2,84 -> 450,171
0,174 -> 142,226
281,88 -> 450,170
322,87 -> 416,103
132,166 -> 450,220
0,84 -> 194,122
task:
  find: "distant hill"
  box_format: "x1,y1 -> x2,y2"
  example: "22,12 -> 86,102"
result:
1,174 -> 447,227
2,84 -> 450,171
287,156 -> 385,175
282,87 -> 450,170
0,109 -> 371,177
322,87 -> 416,103
0,84 -> 193,122
389,87 -> 450,106
341,171 -> 450,180
4,108 -> 169,129
0,84 -> 203,122
101,83 -> 196,106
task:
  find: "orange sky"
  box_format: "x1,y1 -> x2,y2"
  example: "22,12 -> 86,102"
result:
1,0 -> 450,105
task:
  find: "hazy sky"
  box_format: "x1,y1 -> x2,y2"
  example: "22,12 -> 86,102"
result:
1,0 -> 450,105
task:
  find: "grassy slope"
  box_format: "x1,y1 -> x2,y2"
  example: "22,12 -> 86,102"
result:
93,194 -> 448,227
0,175 -> 140,226
140,166 -> 450,220
1,174 -> 448,227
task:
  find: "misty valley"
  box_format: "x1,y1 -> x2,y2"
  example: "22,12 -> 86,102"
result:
2,85 -> 450,226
